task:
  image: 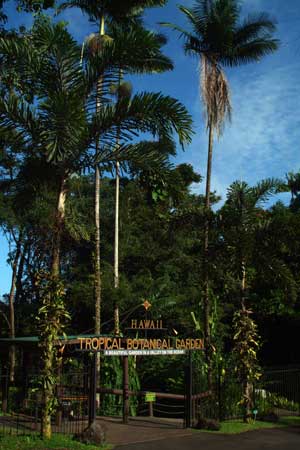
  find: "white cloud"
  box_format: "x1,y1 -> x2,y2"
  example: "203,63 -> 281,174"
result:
181,60 -> 300,205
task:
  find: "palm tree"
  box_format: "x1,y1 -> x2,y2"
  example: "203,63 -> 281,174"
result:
0,16 -> 193,436
59,0 -> 170,340
104,21 -> 174,335
220,178 -> 282,420
162,0 -> 279,386
221,178 -> 282,310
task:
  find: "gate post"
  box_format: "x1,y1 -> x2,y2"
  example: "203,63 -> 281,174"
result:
1,367 -> 9,413
123,355 -> 129,424
185,351 -> 193,428
88,353 -> 97,425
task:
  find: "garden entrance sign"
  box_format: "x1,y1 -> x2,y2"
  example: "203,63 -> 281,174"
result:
78,299 -> 204,427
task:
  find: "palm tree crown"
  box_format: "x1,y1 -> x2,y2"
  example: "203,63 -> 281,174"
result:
163,0 -> 279,132
174,0 -> 279,67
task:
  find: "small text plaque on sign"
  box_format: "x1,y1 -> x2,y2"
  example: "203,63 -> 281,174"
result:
145,392 -> 156,402
104,349 -> 186,356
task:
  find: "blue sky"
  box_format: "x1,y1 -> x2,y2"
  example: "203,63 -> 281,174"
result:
1,0 -> 300,296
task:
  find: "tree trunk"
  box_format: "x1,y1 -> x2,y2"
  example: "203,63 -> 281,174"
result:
94,163 -> 101,338
240,259 -> 251,422
15,241 -> 27,305
204,122 -> 214,390
94,14 -> 105,406
8,233 -> 22,383
51,176 -> 68,278
41,175 -> 67,439
241,259 -> 246,311
113,160 -> 120,335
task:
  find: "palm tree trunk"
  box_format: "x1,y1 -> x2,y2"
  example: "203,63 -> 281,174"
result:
241,259 -> 246,311
15,240 -> 27,305
113,67 -> 123,336
204,121 -> 214,390
94,13 -> 105,408
113,159 -> 120,335
94,161 -> 101,338
41,174 -> 68,440
51,176 -> 68,278
8,232 -> 22,383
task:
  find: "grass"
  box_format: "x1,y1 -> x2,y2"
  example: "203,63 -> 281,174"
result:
196,415 -> 300,434
0,433 -> 113,450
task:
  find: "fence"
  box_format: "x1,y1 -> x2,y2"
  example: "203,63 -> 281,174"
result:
1,366 -> 299,436
193,367 -> 300,423
0,367 -> 90,436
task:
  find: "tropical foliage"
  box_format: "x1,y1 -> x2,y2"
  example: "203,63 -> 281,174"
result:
0,0 -> 299,438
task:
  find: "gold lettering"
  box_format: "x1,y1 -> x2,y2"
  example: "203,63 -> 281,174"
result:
98,337 -> 105,349
79,338 -> 85,350
85,338 -> 92,350
112,338 -> 119,349
131,320 -> 137,329
91,338 -> 99,350
143,339 -> 149,349
106,338 -> 112,349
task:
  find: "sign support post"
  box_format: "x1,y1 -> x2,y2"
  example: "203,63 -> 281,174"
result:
185,350 -> 193,428
123,355 -> 129,424
88,353 -> 97,425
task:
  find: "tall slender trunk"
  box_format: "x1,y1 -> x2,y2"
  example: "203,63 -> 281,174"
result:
94,14 -> 105,407
240,260 -> 252,422
41,174 -> 67,440
241,259 -> 246,311
94,162 -> 101,337
15,241 -> 27,305
113,67 -> 124,336
113,159 -> 120,335
204,122 -> 214,390
94,15 -> 105,338
8,233 -> 22,383
51,176 -> 68,278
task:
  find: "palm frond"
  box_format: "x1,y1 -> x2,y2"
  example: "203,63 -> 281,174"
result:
234,13 -> 277,45
252,178 -> 283,205
201,56 -> 231,134
58,0 -> 167,22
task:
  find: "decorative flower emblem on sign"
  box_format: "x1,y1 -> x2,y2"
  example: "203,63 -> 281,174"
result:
142,299 -> 152,310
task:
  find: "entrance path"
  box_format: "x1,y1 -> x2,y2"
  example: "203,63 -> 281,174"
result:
98,417 -> 192,446
99,418 -> 300,450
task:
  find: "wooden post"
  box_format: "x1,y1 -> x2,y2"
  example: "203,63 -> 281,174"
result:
185,351 -> 193,428
1,367 -> 8,413
55,363 -> 62,427
123,356 -> 129,424
148,401 -> 153,417
88,353 -> 97,425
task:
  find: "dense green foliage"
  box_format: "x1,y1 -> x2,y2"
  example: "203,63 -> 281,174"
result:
0,433 -> 110,449
0,1 -> 299,434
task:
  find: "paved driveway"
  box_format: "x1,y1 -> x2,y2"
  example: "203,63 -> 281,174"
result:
113,427 -> 300,450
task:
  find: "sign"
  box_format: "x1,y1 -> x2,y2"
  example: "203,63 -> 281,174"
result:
145,392 -> 156,402
78,337 -> 204,352
104,349 -> 187,356
129,319 -> 164,330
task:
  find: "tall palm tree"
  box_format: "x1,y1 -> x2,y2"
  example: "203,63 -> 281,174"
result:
1,16 -> 192,436
104,21 -> 174,335
221,178 -> 282,310
59,0 -> 170,340
220,178 -> 282,420
162,0 -> 279,386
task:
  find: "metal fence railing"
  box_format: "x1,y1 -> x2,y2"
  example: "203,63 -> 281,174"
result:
0,369 -> 90,436
1,366 -> 299,435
